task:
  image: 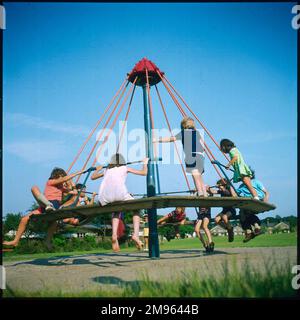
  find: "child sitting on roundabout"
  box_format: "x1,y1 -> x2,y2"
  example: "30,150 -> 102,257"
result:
157,207 -> 186,240
231,169 -> 270,242
194,207 -> 214,253
207,179 -> 236,242
3,167 -> 85,249
91,153 -> 149,252
154,117 -> 207,197
211,168 -> 269,243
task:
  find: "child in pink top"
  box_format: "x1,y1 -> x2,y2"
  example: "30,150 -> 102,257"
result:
3,167 -> 84,249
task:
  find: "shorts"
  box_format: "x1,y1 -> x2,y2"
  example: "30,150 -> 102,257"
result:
196,208 -> 211,221
143,228 -> 149,237
240,209 -> 261,230
216,207 -> 236,219
112,212 -> 124,219
37,200 -> 61,213
185,153 -> 204,174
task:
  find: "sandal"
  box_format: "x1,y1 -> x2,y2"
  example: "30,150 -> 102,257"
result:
209,242 -> 215,253
243,232 -> 255,243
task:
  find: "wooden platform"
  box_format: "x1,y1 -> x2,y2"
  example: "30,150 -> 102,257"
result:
30,196 -> 276,224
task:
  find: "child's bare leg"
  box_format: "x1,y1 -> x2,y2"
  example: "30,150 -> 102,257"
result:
202,218 -> 213,244
215,214 -> 226,229
222,215 -> 232,229
111,216 -> 120,252
242,176 -> 258,198
198,232 -> 206,247
31,186 -> 54,209
63,218 -> 79,225
223,215 -> 234,242
45,221 -> 57,250
3,211 -> 40,247
199,174 -> 208,197
215,215 -> 222,225
144,237 -> 149,250
195,220 -> 206,247
132,211 -> 143,249
192,171 -> 207,196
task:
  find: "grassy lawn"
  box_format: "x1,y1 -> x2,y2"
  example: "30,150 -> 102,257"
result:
160,232 -> 297,250
2,232 -> 297,263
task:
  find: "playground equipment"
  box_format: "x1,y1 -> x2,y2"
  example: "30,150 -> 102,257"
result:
31,58 -> 276,258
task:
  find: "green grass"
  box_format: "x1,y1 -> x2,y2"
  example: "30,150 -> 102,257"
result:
3,257 -> 296,298
160,232 -> 297,250
3,232 -> 297,263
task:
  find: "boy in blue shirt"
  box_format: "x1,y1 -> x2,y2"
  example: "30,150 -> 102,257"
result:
231,170 -> 269,242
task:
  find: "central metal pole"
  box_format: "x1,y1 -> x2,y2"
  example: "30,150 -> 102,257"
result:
142,84 -> 160,258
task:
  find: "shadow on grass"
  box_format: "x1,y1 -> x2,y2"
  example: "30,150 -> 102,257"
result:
92,275 -> 150,290
8,249 -> 229,268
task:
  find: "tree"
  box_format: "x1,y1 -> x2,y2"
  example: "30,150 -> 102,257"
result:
158,225 -> 175,241
178,225 -> 194,239
3,212 -> 22,234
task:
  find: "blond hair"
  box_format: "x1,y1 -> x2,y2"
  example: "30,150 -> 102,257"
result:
180,117 -> 195,129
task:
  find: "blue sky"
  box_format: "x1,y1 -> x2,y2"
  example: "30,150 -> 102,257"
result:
3,2 -> 297,219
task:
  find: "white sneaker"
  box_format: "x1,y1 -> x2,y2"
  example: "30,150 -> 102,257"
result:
45,205 -> 55,212
254,196 -> 260,201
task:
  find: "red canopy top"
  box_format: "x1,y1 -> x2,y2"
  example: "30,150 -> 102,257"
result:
128,58 -> 164,86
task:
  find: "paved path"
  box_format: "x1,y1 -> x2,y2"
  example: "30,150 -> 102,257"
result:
4,247 -> 296,296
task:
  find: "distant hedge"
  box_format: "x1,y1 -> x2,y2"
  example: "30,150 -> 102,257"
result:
5,235 -> 134,254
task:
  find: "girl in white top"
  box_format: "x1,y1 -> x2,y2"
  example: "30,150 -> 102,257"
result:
91,153 -> 149,252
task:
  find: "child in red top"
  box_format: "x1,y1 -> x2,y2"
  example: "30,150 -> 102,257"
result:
3,167 -> 84,249
157,207 -> 186,239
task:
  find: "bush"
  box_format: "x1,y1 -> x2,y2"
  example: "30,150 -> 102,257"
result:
84,235 -> 97,246
53,236 -> 67,248
14,239 -> 47,254
5,233 -> 135,254
99,239 -> 113,250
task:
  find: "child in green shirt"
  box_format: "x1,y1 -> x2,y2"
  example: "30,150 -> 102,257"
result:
220,139 -> 259,200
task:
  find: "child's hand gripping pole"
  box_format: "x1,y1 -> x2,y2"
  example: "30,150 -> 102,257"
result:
125,157 -> 163,166
211,160 -> 238,195
73,159 -> 162,206
71,167 -> 97,208
211,160 -> 234,173
99,157 -> 163,168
